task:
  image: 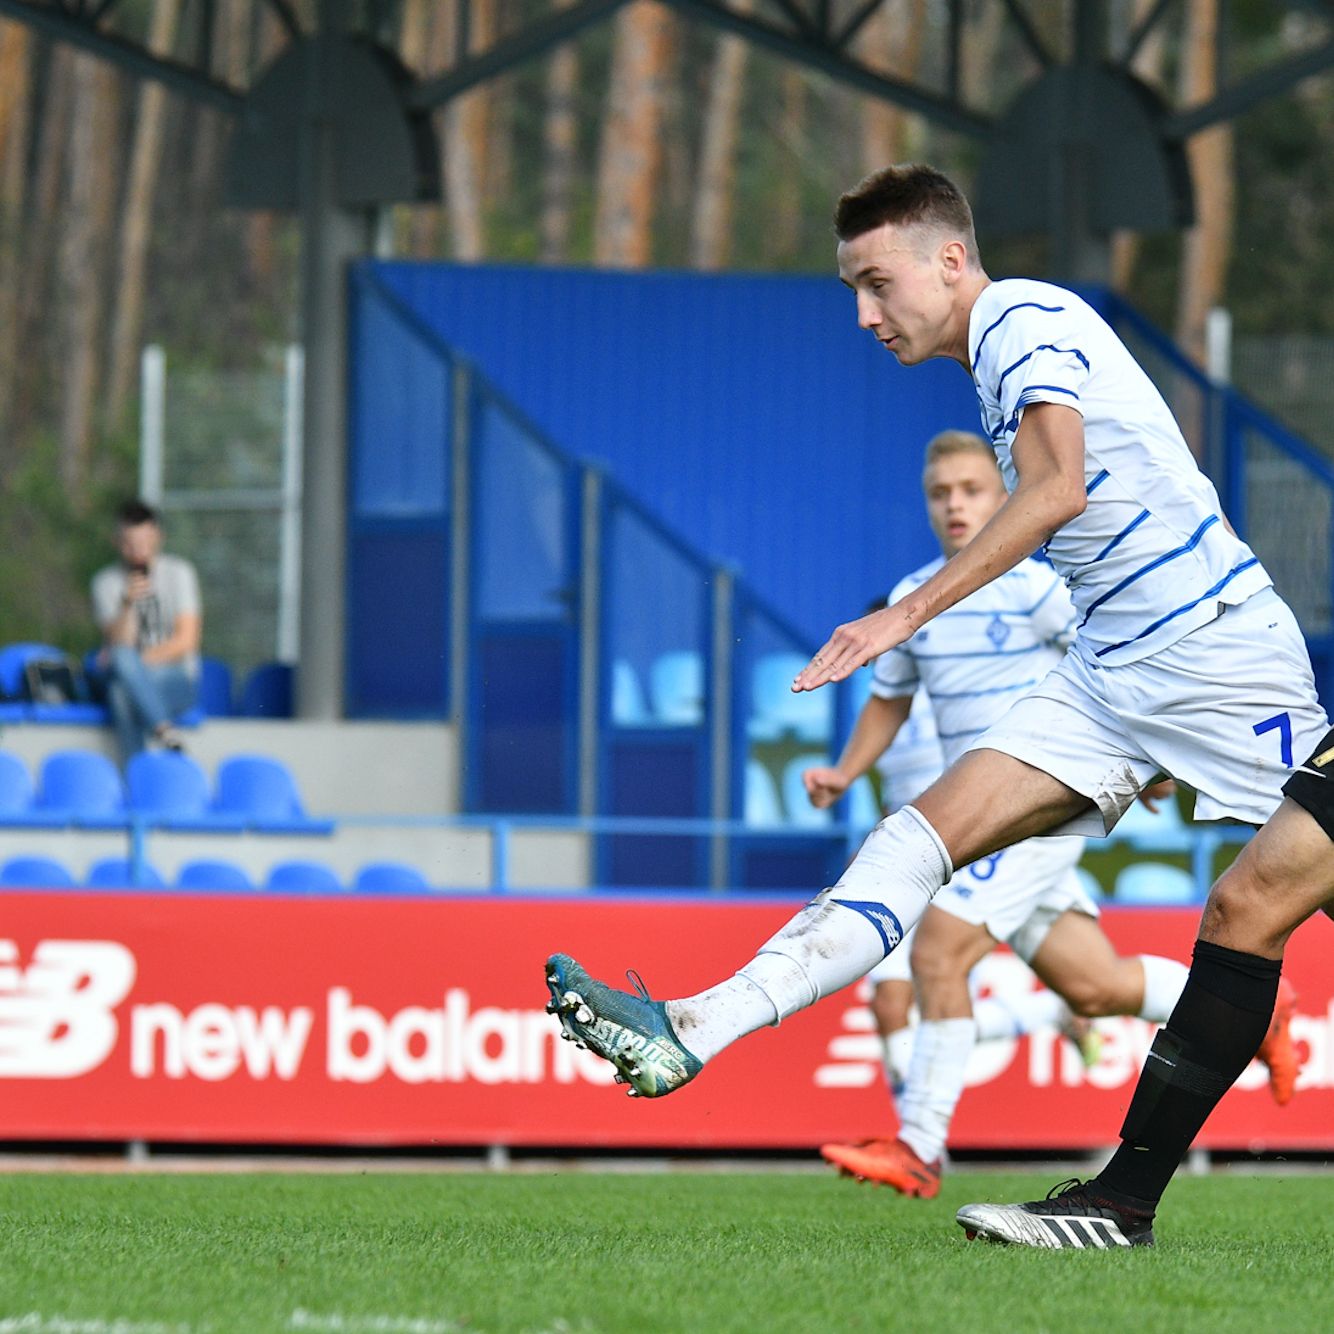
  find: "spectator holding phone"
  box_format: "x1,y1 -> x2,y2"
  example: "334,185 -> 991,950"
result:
91,499 -> 201,764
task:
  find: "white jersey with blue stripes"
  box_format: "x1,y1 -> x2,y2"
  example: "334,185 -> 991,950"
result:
871,555 -> 1077,765
969,278 -> 1271,667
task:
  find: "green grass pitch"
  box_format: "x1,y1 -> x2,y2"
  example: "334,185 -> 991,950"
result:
2,1169 -> 1333,1332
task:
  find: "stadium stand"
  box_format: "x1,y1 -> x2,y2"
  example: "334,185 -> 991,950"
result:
196,657 -> 235,717
749,651 -> 833,741
86,856 -> 166,888
175,858 -> 255,891
38,749 -> 125,827
126,751 -> 226,829
239,662 -> 294,718
0,854 -> 75,887
353,861 -> 431,893
649,651 -> 704,725
265,859 -> 343,893
611,658 -> 651,726
743,759 -> 783,827
781,755 -> 832,828
847,776 -> 880,830
1109,793 -> 1193,852
1113,862 -> 1198,905
211,755 -> 332,834
0,749 -> 61,826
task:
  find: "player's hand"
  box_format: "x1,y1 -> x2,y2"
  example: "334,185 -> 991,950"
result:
1137,779 -> 1177,813
803,765 -> 850,809
793,605 -> 912,692
124,572 -> 152,603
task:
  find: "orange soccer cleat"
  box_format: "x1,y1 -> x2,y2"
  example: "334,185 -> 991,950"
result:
1256,976 -> 1300,1107
819,1137 -> 942,1199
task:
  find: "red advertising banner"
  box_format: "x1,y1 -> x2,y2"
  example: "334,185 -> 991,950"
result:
0,891 -> 1330,1150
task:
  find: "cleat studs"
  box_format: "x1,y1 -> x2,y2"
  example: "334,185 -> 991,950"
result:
626,1087 -> 640,1097
575,1005 -> 593,1024
614,1073 -> 627,1084
964,1230 -> 978,1241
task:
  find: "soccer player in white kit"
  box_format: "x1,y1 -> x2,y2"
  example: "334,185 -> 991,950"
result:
546,164 -> 1324,1248
805,430 -> 1202,1199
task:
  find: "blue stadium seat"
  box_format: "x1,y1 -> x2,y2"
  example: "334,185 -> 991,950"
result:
847,776 -> 881,830
37,749 -> 126,827
0,855 -> 75,888
611,658 -> 651,726
749,652 -> 832,742
126,751 -> 233,829
744,760 -> 783,827
353,861 -> 431,894
1110,793 -> 1192,852
211,755 -> 333,834
781,754 -> 832,828
239,662 -> 294,718
197,657 -> 235,718
649,651 -> 704,725
0,750 -> 61,827
1113,862 -> 1198,906
175,858 -> 255,891
265,859 -> 343,893
86,856 -> 165,889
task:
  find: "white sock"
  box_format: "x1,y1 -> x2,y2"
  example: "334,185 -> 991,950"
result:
1137,954 -> 1189,1022
974,989 -> 1071,1041
665,806 -> 951,1061
884,1025 -> 916,1101
665,973 -> 777,1064
897,1016 -> 977,1165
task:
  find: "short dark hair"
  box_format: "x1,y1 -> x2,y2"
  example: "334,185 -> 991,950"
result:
834,163 -> 979,261
116,499 -> 160,528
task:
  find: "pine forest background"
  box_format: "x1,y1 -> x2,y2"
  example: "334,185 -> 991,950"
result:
0,0 -> 1332,658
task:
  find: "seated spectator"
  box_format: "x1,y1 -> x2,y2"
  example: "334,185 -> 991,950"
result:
90,499 -> 201,764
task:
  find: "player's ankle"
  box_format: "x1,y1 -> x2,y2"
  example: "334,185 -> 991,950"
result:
1088,1176 -> 1157,1220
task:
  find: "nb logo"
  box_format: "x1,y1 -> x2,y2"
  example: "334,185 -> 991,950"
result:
0,940 -> 136,1078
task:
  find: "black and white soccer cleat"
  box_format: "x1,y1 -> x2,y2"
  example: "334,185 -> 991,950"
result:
956,1178 -> 1155,1249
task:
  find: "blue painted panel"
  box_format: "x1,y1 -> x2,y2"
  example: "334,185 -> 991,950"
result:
359,262 -> 978,644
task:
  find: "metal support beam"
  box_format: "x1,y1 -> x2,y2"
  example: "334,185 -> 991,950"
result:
665,0 -> 993,137
296,4 -> 368,719
1165,35 -> 1334,139
411,0 -> 630,108
0,0 -> 244,112
999,0 -> 1053,68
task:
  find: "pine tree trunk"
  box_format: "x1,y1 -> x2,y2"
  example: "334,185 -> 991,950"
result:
0,21 -> 33,452
444,0 -> 489,259
594,0 -> 674,267
689,0 -> 750,270
765,65 -> 806,267
58,54 -> 119,498
539,0 -> 580,263
1176,0 -> 1232,367
107,0 -> 182,425
858,0 -> 925,172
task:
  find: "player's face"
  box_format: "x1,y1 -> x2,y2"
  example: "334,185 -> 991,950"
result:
923,453 -> 1006,557
837,222 -> 962,366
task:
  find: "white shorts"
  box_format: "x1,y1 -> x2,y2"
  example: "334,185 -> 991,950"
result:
865,833 -> 1093,982
968,587 -> 1329,836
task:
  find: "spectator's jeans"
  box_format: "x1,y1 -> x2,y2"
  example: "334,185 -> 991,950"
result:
104,646 -> 197,764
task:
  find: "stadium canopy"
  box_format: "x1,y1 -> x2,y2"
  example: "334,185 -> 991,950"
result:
3,0 -> 1333,717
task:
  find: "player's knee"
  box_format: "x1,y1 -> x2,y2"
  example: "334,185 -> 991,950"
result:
869,986 -> 911,1034
1061,978 -> 1120,1018
1200,862 -> 1288,952
908,935 -> 965,990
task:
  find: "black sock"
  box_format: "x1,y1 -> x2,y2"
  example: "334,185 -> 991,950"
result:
1096,940 -> 1281,1212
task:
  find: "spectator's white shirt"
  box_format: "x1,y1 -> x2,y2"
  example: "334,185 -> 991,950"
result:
969,278 -> 1270,666
872,555 -> 1076,765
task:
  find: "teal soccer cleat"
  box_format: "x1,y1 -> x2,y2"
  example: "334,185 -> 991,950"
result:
544,953 -> 702,1098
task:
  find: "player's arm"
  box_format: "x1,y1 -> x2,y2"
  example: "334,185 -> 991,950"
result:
794,403 -> 1087,691
803,692 -> 912,809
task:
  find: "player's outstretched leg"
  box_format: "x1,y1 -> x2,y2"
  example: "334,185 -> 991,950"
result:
545,804 -> 953,1098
